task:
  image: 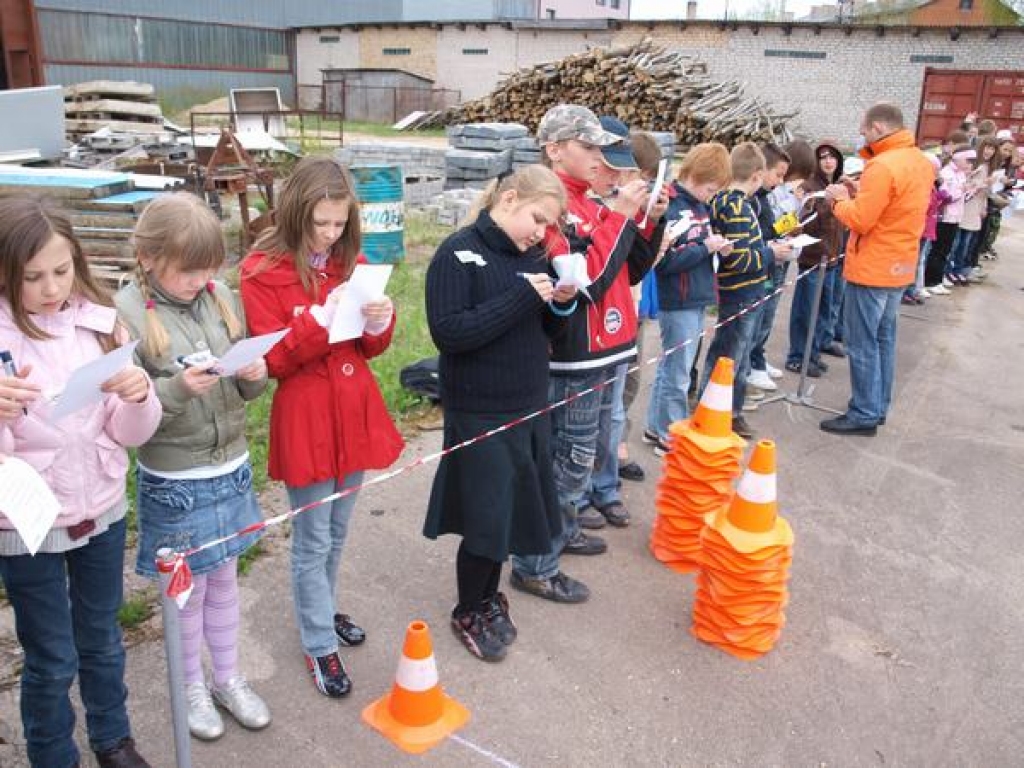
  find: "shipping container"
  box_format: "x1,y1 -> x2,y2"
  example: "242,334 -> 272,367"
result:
0,0 -> 45,89
917,68 -> 1024,145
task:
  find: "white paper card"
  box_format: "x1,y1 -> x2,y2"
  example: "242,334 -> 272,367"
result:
0,457 -> 60,555
215,330 -> 290,376
328,265 -> 394,343
666,210 -> 696,243
785,234 -> 822,249
643,158 -> 670,224
50,341 -> 139,421
551,253 -> 592,298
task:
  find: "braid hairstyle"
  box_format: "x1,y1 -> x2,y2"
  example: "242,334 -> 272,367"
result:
132,192 -> 241,358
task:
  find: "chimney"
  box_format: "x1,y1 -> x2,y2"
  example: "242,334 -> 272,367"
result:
686,1 -> 698,20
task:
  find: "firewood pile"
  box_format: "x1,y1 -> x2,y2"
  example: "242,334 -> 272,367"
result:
430,39 -> 797,148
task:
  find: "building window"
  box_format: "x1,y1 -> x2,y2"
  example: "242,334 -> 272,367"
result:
959,0 -> 973,8
463,48 -> 489,55
911,54 -> 954,63
596,0 -> 606,5
319,35 -> 340,44
546,8 -> 556,18
382,47 -> 411,56
610,0 -> 620,7
764,49 -> 827,60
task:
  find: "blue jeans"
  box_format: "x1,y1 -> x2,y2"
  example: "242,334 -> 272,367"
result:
286,472 -> 365,657
821,270 -> 845,346
646,307 -> 705,441
0,520 -> 132,768
842,283 -> 902,426
786,266 -> 833,367
948,229 -> 977,277
913,239 -> 931,294
590,363 -> 628,509
701,300 -> 764,416
511,370 -> 604,580
750,262 -> 790,371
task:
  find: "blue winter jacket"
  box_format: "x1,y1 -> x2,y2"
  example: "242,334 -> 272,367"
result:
654,182 -> 718,311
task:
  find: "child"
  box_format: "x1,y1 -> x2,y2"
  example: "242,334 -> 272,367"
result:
507,105 -> 666,604
644,143 -> 733,455
950,139 -> 995,284
925,147 -> 970,291
746,143 -> 796,396
0,196 -> 161,768
240,156 -> 404,697
703,142 -> 773,439
423,165 -> 576,661
967,136 -> 1002,275
115,193 -> 271,740
787,141 -> 846,372
909,154 -> 951,299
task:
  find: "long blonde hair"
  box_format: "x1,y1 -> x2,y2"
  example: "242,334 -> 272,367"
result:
250,156 -> 362,299
466,164 -> 567,226
131,192 -> 241,358
0,195 -> 117,351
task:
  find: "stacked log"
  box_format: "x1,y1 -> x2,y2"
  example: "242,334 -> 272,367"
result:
437,39 -> 796,148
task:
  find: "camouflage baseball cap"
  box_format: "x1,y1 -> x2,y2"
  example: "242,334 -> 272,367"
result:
537,105 -> 622,147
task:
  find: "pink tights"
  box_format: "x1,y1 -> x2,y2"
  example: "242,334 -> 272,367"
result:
178,560 -> 240,687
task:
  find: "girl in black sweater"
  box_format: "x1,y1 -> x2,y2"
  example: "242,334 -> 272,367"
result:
423,165 -> 577,661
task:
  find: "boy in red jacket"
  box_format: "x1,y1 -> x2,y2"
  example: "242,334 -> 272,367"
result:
509,105 -> 667,603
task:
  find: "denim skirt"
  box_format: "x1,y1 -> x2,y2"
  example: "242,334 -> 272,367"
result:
135,462 -> 263,578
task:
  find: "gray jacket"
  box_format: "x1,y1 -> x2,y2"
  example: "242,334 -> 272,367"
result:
115,279 -> 267,472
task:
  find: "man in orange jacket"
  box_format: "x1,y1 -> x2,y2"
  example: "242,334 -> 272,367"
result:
821,102 -> 932,435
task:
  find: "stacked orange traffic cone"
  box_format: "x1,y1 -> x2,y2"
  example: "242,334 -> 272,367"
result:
650,357 -> 747,573
362,620 -> 470,754
692,440 -> 793,660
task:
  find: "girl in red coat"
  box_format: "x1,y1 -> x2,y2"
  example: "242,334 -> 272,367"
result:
240,157 -> 404,699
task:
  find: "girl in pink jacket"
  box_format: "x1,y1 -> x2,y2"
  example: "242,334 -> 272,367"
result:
0,196 -> 161,768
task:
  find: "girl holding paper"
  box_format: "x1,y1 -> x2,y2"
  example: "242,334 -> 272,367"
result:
115,192 -> 272,741
0,195 -> 160,768
240,156 -> 403,698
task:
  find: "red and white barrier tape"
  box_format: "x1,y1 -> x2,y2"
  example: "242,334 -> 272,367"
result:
163,263 -> 824,600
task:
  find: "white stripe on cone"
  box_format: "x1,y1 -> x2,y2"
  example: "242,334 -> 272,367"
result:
394,655 -> 439,692
736,470 -> 776,504
700,380 -> 732,412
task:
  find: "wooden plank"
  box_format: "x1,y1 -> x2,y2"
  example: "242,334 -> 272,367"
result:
0,167 -> 135,199
66,118 -> 168,135
64,99 -> 163,119
75,191 -> 157,213
64,81 -> 155,100
70,212 -> 138,229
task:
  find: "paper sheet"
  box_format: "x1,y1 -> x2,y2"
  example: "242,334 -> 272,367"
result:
328,265 -> 394,343
551,253 -> 592,299
784,234 -> 821,249
50,341 -> 139,421
643,158 -> 670,225
665,210 -> 695,243
215,330 -> 290,376
0,457 -> 60,555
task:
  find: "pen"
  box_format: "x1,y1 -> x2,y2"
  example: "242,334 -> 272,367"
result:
0,350 -> 28,415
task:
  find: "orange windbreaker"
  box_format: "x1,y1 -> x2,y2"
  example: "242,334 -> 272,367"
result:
833,129 -> 933,288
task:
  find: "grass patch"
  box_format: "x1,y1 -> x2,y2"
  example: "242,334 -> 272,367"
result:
118,593 -> 155,630
342,120 -> 446,139
245,385 -> 275,493
237,540 -> 266,576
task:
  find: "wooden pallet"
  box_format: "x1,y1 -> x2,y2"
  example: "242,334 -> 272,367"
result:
65,99 -> 163,119
64,81 -> 156,101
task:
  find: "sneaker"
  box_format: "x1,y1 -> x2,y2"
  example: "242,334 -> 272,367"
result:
747,368 -> 777,391
481,592 -> 517,645
509,570 -> 590,603
596,500 -> 630,528
305,651 -> 352,698
820,341 -> 846,358
813,358 -> 829,373
185,681 -> 225,741
641,428 -> 661,445
333,613 -> 366,647
212,676 -> 271,730
617,461 -> 645,482
732,415 -> 754,439
765,362 -> 784,379
918,288 -> 932,299
901,293 -> 917,305
785,360 -> 821,378
942,278 -> 954,289
562,530 -> 607,556
651,435 -> 671,457
451,609 -> 507,661
577,504 -> 607,530
929,284 -> 951,296
94,737 -> 151,768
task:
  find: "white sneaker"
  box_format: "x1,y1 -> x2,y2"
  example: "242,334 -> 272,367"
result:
932,284 -> 951,296
212,676 -> 271,730
747,369 -> 778,391
941,278 -> 954,289
918,289 -> 931,299
765,363 -> 784,380
186,681 -> 225,741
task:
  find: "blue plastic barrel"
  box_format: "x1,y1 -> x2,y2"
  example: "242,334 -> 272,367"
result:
350,165 -> 405,263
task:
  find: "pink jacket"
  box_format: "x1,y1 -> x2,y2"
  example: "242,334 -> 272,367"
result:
0,296 -> 161,531
923,186 -> 952,242
939,164 -> 967,224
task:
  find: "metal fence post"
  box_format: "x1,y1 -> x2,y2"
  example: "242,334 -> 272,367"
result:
156,548 -> 192,768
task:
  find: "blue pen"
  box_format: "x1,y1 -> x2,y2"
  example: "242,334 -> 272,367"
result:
0,350 -> 28,415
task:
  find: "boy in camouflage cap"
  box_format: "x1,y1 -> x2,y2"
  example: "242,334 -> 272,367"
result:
509,105 -> 668,605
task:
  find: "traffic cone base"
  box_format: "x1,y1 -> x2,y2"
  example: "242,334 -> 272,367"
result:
707,511 -> 794,554
672,422 -> 746,456
361,621 -> 470,754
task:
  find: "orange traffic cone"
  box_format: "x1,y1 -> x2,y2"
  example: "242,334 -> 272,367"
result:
691,440 -> 794,660
362,620 -> 470,754
650,357 -> 746,573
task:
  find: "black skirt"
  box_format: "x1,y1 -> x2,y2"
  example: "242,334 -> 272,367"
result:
423,409 -> 563,561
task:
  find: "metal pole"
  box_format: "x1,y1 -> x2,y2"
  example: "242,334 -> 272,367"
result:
156,548 -> 192,768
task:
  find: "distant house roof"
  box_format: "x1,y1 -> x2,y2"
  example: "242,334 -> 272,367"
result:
800,0 -> 1023,25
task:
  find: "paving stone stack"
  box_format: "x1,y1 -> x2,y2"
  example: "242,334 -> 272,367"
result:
512,137 -> 541,170
422,188 -> 480,227
445,123 -> 529,187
